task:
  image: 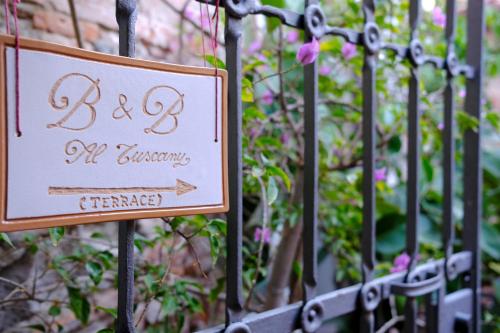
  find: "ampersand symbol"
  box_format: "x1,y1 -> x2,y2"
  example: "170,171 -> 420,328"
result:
112,94 -> 133,120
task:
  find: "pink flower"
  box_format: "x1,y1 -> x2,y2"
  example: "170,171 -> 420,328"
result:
297,38 -> 320,65
254,227 -> 271,244
319,65 -> 332,76
391,252 -> 411,273
437,122 -> 444,130
248,40 -> 262,54
341,42 -> 357,60
374,167 -> 387,182
261,90 -> 274,105
287,30 -> 299,43
280,133 -> 290,145
201,12 -> 211,29
257,54 -> 267,62
249,128 -> 258,139
432,7 -> 446,28
183,7 -> 196,20
459,89 -> 466,98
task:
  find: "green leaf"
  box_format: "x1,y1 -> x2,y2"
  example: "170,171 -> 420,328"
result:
244,106 -> 267,120
48,305 -> 61,316
292,260 -> 303,280
209,235 -> 221,265
0,232 -> 15,248
90,232 -> 105,239
422,158 -> 434,182
204,55 -> 226,69
97,251 -> 114,270
489,262 -> 500,275
49,227 -> 65,246
261,0 -> 285,8
376,213 -> 406,255
85,261 -> 103,285
208,219 -> 227,236
388,136 -> 402,153
162,294 -> 178,315
242,77 -> 254,102
457,110 -> 479,133
144,274 -> 156,294
96,329 -> 114,333
267,177 -> 279,206
482,223 -> 500,260
95,306 -> 117,319
266,165 -> 291,191
27,324 -> 46,332
67,287 -> 90,324
485,112 -> 500,131
209,278 -> 225,302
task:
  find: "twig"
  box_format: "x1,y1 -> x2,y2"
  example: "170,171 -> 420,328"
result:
160,0 -> 225,47
244,173 -> 269,309
135,234 -> 177,328
176,229 -> 208,279
177,0 -> 192,63
253,64 -> 301,85
277,25 -> 304,158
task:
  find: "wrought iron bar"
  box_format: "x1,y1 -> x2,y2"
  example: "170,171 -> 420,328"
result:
405,0 -> 422,332
359,0 -> 379,331
300,2 -> 323,332
196,251 -> 472,333
302,0 -> 319,305
67,0 -> 83,48
443,0 -> 458,282
224,14 -> 245,329
463,0 -> 485,332
115,1 -> 137,333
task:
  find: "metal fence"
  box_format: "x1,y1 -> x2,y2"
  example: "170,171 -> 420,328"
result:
114,0 -> 485,332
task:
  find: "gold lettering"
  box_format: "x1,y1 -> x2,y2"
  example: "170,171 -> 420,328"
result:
142,85 -> 184,135
115,143 -> 190,167
130,195 -> 139,207
75,193 -> 164,210
47,73 -> 100,131
116,144 -> 137,165
102,197 -> 110,208
111,196 -> 120,208
79,197 -> 86,210
65,139 -> 107,164
112,94 -> 133,120
120,195 -> 129,207
90,197 -> 100,209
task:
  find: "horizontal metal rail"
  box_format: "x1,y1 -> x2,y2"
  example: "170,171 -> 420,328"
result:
196,251 -> 472,332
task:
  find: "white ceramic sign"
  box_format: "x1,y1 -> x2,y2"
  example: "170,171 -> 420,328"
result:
0,36 -> 228,231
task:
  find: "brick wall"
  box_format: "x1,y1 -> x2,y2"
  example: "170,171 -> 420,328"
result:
0,0 -> 205,65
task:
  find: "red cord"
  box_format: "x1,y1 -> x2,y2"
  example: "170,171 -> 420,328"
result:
14,0 -> 21,136
204,0 -> 219,142
213,0 -> 219,143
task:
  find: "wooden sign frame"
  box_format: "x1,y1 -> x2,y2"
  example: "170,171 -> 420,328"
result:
0,35 -> 228,231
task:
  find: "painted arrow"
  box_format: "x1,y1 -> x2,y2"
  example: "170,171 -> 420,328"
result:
48,179 -> 197,196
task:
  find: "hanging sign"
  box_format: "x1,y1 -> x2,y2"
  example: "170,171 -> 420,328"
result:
0,35 -> 228,231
